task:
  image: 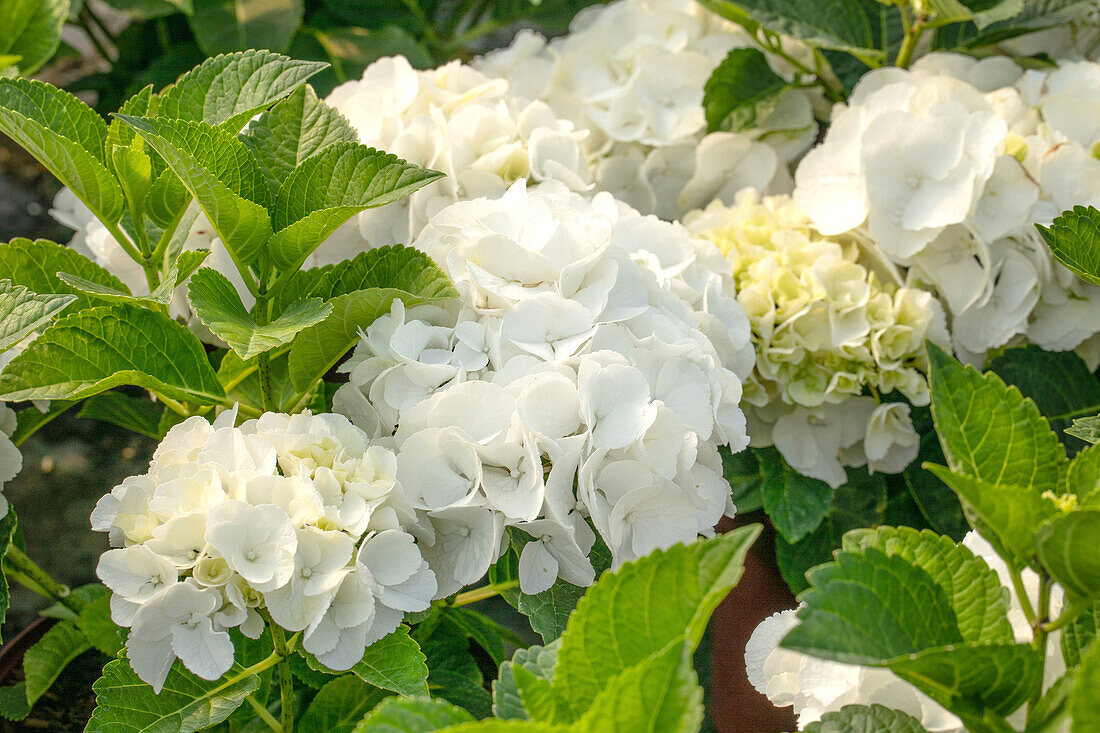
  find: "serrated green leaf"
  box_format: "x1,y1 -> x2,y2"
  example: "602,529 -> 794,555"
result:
1038,206 -> 1100,286
0,0 -> 68,75
888,643 -> 1041,722
0,280 -> 75,352
0,303 -> 225,405
758,446 -> 833,544
189,267 -> 331,360
106,85 -> 156,154
0,510 -> 16,642
1026,675 -> 1073,733
157,49 -> 326,131
267,142 -> 442,273
1062,600 -> 1100,669
20,620 -> 91,710
0,81 -> 123,224
803,704 -> 931,732
86,654 -> 260,733
445,607 -> 525,666
511,535 -> 611,644
118,115 -> 273,266
286,246 -> 456,394
926,465 -> 1058,571
512,664 -> 567,722
0,236 -> 128,314
298,675 -> 389,733
927,342 -> 1066,495
112,143 -> 153,220
431,670 -> 493,719
145,169 -> 192,229
781,547 -> 963,665
1068,416 -> 1100,445
306,625 -> 429,697
1069,444 -> 1100,505
1037,510 -> 1100,602
354,696 -> 474,733
244,84 -> 357,189
720,445 -> 763,513
903,406 -> 969,541
189,0 -> 304,57
74,591 -> 126,657
77,391 -> 164,440
1072,640 -> 1100,732
703,48 -> 790,133
552,527 -> 760,720
841,526 -> 1015,644
493,641 -> 560,720
987,345 -> 1100,453
934,1 -> 1098,52
573,640 -> 703,733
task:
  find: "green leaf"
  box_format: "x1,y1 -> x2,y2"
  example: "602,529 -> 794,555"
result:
1069,444 -> 1100,505
1026,675 -> 1073,733
926,465 -> 1058,571
102,0 -> 190,17
77,391 -> 164,440
803,704 -> 931,732
1072,640 -> 1100,733
781,548 -> 964,665
703,48 -> 790,133
0,239 -> 125,313
934,0 -> 1096,50
573,640 -> 703,733
1068,416 -> 1100,445
721,445 -> 763,513
987,345 -> 1100,452
189,267 -> 331,360
889,643 -> 1041,722
217,347 -> 296,413
74,591 -> 126,657
445,607 -> 525,666
512,535 -> 611,643
286,246 -> 456,393
758,446 -> 833,544
0,0 -> 68,75
157,49 -> 327,131
268,141 -> 442,272
243,84 -> 357,189
117,115 -> 273,266
1037,510 -> 1100,602
430,670 -> 493,719
512,664 -> 567,722
0,303 -> 225,405
927,342 -> 1066,495
0,280 -> 75,352
0,79 -> 123,225
903,407 -> 970,542
86,654 -> 260,733
1062,600 -> 1100,669
10,401 -> 74,446
354,696 -> 474,733
189,0 -> 303,56
308,26 -> 432,85
307,625 -> 430,697
841,525 -> 1015,644
1037,206 -> 1100,286
298,675 -> 389,733
493,641 -> 560,720
551,526 -> 761,719
20,621 -> 91,711
0,510 -> 16,642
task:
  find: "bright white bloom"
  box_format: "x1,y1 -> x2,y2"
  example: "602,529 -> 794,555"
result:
476,0 -> 815,219
745,531 -> 1065,730
336,181 -> 753,589
0,403 -> 21,519
323,55 -> 592,258
685,191 -> 945,485
92,408 -> 435,686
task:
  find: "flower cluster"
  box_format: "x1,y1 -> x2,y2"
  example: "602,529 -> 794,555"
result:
795,52 -> 1100,362
685,190 -> 947,486
745,532 -> 1065,731
0,404 -> 20,519
477,0 -> 817,220
334,181 -> 754,595
322,55 -> 593,258
91,408 -> 434,690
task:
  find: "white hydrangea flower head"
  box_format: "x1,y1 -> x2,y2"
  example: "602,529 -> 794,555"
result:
475,0 -> 816,219
322,55 -> 593,259
335,180 -> 754,594
91,407 -> 434,691
745,531 -> 1066,731
684,189 -> 945,485
0,403 -> 21,520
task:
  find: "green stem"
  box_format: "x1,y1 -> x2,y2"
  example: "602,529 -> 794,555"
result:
1028,577 -> 1052,714
269,623 -> 295,732
82,3 -> 118,45
103,220 -> 144,270
155,18 -> 172,53
246,694 -> 282,733
1042,600 -> 1088,633
894,8 -> 925,69
77,10 -> 114,64
1010,569 -> 1037,627
253,292 -> 276,414
751,28 -> 844,104
451,579 -> 519,606
4,546 -> 83,615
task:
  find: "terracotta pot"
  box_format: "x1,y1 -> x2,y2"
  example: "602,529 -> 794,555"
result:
709,513 -> 797,733
0,615 -> 57,683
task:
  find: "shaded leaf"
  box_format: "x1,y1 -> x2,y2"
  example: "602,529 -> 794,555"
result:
0,280 -> 75,352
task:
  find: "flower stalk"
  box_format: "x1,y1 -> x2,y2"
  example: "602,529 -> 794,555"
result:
4,545 -> 83,615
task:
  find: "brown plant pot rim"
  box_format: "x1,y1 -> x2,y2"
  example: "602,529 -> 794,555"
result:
0,615 -> 58,684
